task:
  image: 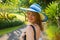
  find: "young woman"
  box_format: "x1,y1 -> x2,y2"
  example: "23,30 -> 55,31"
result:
20,3 -> 48,40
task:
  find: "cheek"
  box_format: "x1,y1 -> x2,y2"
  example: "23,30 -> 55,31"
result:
27,15 -> 36,22
32,17 -> 36,21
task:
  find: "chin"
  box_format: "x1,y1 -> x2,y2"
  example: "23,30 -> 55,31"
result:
28,20 -> 35,23
29,21 -> 34,24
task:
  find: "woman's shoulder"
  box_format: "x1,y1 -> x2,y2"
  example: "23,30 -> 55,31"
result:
26,24 -> 34,31
26,24 -> 32,29
26,24 -> 32,27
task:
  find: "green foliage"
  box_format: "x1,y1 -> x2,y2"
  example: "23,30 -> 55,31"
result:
53,28 -> 60,40
0,19 -> 23,29
46,25 -> 58,40
0,0 -> 48,13
0,13 -> 23,29
45,1 -> 60,40
0,12 -> 16,20
8,14 -> 16,20
45,1 -> 58,25
0,0 -> 19,12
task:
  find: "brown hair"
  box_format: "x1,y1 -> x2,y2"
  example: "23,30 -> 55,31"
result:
26,11 -> 43,31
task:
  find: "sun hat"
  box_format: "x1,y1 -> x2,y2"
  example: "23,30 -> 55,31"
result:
20,3 -> 48,22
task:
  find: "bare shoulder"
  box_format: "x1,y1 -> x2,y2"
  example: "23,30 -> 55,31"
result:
26,25 -> 34,40
25,25 -> 34,33
26,25 -> 33,30
26,25 -> 34,36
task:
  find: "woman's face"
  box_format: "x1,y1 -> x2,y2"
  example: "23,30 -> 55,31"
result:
27,11 -> 36,23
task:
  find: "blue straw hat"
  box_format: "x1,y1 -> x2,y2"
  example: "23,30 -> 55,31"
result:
20,3 -> 41,13
20,3 -> 48,22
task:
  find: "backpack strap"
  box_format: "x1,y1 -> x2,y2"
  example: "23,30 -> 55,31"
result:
30,25 -> 36,40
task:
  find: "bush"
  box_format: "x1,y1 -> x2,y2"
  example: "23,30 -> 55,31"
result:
54,28 -> 60,40
0,19 -> 23,29
45,1 -> 58,25
0,13 -> 24,29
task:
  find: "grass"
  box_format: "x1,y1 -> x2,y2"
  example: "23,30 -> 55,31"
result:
0,25 -> 23,36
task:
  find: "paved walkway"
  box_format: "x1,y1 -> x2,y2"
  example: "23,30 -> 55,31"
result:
0,23 -> 49,40
0,25 -> 26,40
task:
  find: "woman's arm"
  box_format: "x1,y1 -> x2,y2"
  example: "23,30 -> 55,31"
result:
26,26 -> 34,40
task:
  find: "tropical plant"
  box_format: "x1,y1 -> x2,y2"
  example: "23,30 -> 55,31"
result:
0,12 -> 23,29
45,1 -> 60,40
45,1 -> 58,25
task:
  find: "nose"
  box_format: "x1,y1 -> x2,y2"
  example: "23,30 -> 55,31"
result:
28,15 -> 32,18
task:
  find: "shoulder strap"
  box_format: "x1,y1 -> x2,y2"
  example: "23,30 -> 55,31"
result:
30,25 -> 36,40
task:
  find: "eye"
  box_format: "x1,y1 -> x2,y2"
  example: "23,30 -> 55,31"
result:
31,14 -> 35,16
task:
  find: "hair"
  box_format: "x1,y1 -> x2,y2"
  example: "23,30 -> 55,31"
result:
26,11 -> 43,31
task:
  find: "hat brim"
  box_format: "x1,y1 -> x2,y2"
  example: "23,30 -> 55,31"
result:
40,13 -> 48,22
20,7 -> 48,22
20,7 -> 38,13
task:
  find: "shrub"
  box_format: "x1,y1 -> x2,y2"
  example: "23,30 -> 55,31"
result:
0,13 -> 24,29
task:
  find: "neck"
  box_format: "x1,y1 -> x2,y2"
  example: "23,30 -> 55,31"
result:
30,22 -> 37,26
28,22 -> 37,25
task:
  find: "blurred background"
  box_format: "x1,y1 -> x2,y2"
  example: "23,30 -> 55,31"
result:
0,0 -> 60,40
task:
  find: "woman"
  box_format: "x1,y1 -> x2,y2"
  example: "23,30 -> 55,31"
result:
20,3 -> 48,40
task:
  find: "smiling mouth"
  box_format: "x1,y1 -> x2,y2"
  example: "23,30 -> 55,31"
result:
29,19 -> 33,20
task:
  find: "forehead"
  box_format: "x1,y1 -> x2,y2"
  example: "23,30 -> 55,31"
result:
27,11 -> 35,15
27,11 -> 32,13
